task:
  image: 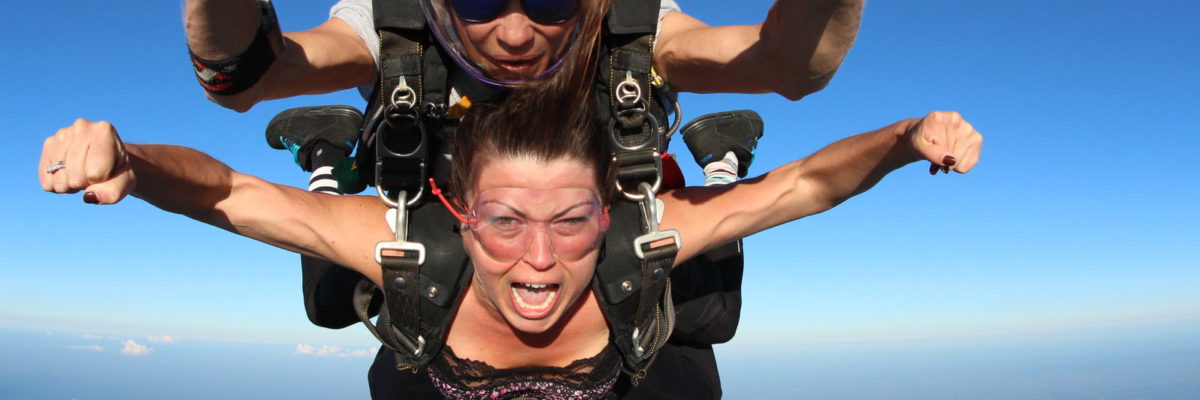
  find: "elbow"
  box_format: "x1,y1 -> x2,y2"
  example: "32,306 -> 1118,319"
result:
775,72 -> 834,101
204,89 -> 259,113
760,43 -> 843,101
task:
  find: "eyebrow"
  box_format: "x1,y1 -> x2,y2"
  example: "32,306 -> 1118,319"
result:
483,199 -> 596,221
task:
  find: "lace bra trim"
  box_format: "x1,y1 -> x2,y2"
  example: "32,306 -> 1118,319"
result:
427,344 -> 621,400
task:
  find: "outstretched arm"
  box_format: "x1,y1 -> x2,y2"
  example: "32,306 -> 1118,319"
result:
38,119 -> 388,284
185,0 -> 374,112
655,0 -> 863,100
663,111 -> 983,263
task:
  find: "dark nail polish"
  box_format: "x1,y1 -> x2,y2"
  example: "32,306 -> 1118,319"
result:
943,155 -> 957,166
83,192 -> 98,204
929,163 -> 939,175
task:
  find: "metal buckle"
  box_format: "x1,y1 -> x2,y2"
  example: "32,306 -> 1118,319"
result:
631,183 -> 681,260
376,191 -> 427,266
390,76 -> 416,110
616,71 -> 643,108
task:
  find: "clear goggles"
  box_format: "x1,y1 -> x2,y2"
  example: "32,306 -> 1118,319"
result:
442,187 -> 609,263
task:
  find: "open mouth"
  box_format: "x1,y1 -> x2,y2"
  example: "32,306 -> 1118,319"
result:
510,282 -> 560,319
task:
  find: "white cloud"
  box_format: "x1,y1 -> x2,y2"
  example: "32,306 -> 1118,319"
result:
66,345 -> 105,352
81,334 -> 103,340
295,344 -> 377,358
342,348 -> 377,357
147,335 -> 178,343
120,339 -> 151,356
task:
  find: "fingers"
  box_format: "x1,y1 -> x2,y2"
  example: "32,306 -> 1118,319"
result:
63,124 -> 92,191
40,119 -> 132,203
952,130 -> 983,173
39,136 -> 59,192
84,169 -> 137,205
912,111 -> 982,175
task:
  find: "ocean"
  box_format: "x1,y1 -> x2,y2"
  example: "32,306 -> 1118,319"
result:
2,317 -> 1197,399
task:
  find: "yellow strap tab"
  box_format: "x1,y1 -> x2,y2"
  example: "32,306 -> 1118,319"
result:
446,95 -> 473,120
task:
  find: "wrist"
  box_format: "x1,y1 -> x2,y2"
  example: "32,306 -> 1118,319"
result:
896,117 -> 925,164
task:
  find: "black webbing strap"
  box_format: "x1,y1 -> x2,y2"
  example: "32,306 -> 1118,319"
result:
603,0 -> 663,199
379,250 -> 424,354
592,200 -> 679,379
625,247 -> 676,385
352,279 -> 408,353
371,29 -> 428,203
373,0 -> 424,30
354,203 -> 473,371
597,0 -> 680,379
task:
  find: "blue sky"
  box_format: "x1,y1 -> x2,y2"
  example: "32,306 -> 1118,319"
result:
2,0 -> 1198,398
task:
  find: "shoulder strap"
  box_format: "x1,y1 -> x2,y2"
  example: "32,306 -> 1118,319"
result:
354,202 -> 473,371
351,0 -> 461,371
591,0 -> 685,382
358,0 -> 453,204
373,0 -> 425,30
593,200 -> 678,381
598,0 -> 678,198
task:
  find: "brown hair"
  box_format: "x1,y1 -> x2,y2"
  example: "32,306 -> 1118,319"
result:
447,0 -> 614,204
448,86 -> 613,206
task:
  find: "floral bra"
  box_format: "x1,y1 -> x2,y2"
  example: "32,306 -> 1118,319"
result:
427,344 -> 621,400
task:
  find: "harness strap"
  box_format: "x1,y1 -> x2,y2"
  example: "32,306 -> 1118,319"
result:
603,0 -> 666,200
369,29 -> 428,206
353,202 -> 473,371
597,0 -> 683,379
379,249 -> 425,354
592,199 -> 679,379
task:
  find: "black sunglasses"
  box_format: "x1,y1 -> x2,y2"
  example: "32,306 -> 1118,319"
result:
450,0 -> 579,25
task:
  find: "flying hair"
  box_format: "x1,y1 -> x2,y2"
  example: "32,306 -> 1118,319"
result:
448,86 -> 614,207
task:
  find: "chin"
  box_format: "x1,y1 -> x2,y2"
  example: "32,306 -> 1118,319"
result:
505,310 -> 562,335
484,60 -> 549,83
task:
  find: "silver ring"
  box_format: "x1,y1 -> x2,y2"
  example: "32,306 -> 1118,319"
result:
45,161 -> 66,174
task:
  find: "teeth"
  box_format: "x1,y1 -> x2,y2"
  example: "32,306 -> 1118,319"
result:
511,287 -> 557,311
523,283 -> 548,289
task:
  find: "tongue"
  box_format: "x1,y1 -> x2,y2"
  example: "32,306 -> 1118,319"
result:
516,286 -> 552,307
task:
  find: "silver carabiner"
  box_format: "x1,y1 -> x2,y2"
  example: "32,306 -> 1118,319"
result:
376,191 -> 427,266
632,182 -> 681,260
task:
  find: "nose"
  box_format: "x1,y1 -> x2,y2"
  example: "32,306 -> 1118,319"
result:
522,228 -> 556,271
494,2 -> 536,51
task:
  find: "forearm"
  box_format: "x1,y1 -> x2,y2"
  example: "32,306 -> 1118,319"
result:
126,143 -> 237,218
666,112 -> 980,262
789,118 -> 922,211
655,0 -> 862,99
185,1 -> 374,111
